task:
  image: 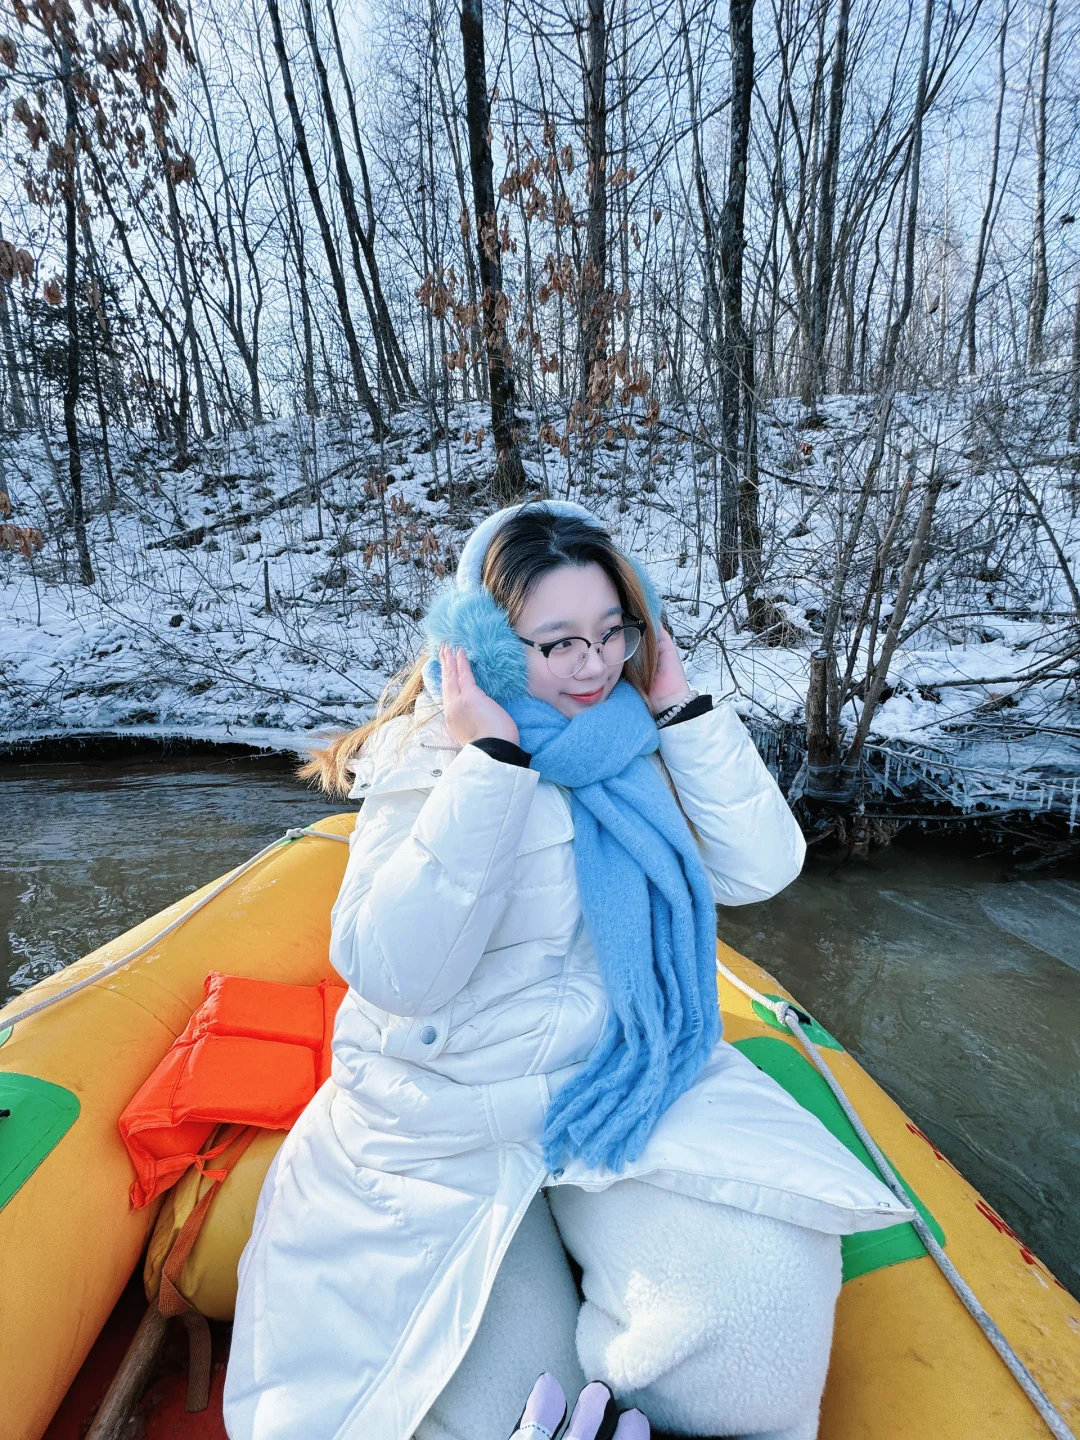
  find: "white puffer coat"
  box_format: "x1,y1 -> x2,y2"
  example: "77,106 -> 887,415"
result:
223,684 -> 912,1440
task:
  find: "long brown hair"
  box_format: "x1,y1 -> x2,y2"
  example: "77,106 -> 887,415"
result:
299,504 -> 661,795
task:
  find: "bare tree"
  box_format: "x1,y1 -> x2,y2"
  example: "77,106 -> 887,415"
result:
125,0 -> 213,449
881,0 -> 935,385
957,0 -> 1009,377
676,0 -> 737,575
1028,0 -> 1057,368
265,0 -> 385,435
805,0 -> 850,409
184,0 -> 266,424
0,232 -> 29,429
58,39 -> 93,581
1069,283 -> 1080,447
254,12 -> 319,416
719,0 -> 772,633
297,0 -> 408,410
323,0 -> 418,404
459,0 -> 526,501
580,0 -> 609,404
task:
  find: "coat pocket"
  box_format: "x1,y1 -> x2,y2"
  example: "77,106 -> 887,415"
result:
515,781 -> 573,855
483,788 -> 578,958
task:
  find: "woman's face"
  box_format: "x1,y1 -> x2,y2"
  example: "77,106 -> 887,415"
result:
514,562 -> 627,718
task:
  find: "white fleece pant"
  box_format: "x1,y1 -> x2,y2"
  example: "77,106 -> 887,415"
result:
413,1181 -> 842,1440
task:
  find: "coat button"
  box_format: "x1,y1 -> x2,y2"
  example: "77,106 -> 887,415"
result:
419,1026 -> 437,1044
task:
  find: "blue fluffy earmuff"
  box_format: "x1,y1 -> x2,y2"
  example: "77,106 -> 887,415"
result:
422,584 -> 529,703
421,503 -> 662,702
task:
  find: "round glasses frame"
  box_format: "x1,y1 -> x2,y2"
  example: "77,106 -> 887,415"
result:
517,618 -> 647,679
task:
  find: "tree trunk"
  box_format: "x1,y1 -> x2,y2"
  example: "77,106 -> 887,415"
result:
265,0 -> 385,435
0,245 -> 28,429
254,11 -> 318,416
432,42 -> 485,404
297,0 -> 402,409
797,4 -> 828,407
81,139 -> 190,457
127,0 -> 212,447
60,44 -> 93,585
1027,0 -> 1056,368
293,217 -> 319,417
459,0 -> 526,501
616,0 -> 631,364
1068,282 -> 1080,448
820,390 -> 893,652
805,648 -> 842,797
580,0 -> 609,406
738,344 -> 772,635
75,189 -> 118,505
678,0 -> 737,576
13,294 -> 70,516
419,50 -> 440,487
323,0 -> 417,402
807,0 -> 850,408
719,0 -> 766,628
184,0 -> 264,424
881,0 -> 934,384
841,467 -> 946,784
957,0 -> 1008,376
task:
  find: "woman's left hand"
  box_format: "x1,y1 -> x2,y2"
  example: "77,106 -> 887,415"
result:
439,643 -> 520,747
648,625 -> 692,715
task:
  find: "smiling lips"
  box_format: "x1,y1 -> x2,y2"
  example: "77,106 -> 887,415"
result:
566,684 -> 606,705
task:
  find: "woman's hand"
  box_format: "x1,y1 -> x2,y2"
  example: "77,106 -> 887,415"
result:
439,643 -> 521,747
647,624 -> 693,715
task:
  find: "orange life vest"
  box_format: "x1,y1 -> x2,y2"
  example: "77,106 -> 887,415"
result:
120,972 -> 346,1209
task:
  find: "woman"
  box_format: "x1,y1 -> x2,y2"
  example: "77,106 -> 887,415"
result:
224,502 -> 911,1440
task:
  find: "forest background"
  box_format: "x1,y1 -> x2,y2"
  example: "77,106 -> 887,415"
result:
0,0 -> 1078,852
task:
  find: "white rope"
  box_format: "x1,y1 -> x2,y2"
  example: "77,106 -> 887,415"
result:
0,827 -> 350,1033
715,954 -> 1077,1440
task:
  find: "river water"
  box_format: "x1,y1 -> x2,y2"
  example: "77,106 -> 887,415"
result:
2,756 -> 1078,1299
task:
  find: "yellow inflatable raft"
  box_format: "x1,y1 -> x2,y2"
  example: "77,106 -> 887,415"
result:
1,817 -> 1077,1440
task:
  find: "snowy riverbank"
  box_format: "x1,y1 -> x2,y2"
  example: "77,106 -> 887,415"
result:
3,388 -> 1077,826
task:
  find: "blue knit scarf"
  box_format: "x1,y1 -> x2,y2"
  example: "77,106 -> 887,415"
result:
505,679 -> 720,1174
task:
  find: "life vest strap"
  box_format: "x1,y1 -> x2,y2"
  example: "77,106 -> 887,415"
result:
157,1124 -> 258,1411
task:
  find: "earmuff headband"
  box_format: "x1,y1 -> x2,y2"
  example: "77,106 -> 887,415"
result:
454,501 -> 607,592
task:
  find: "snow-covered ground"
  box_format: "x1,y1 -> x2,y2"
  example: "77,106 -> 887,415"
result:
2,386 -> 1077,824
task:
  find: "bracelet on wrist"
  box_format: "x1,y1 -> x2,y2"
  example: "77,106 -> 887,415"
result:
654,689 -> 700,727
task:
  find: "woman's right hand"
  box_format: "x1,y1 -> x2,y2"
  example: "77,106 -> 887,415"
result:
439,643 -> 521,748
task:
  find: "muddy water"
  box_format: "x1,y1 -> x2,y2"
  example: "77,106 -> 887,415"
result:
2,758 -> 1077,1298
718,849 -> 1080,1300
0,755 -> 322,997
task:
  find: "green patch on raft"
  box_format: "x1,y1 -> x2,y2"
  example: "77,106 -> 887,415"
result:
0,1072 -> 81,1212
732,1037 -> 946,1284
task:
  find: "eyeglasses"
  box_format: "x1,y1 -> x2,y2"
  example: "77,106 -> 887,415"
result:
518,619 -> 646,679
